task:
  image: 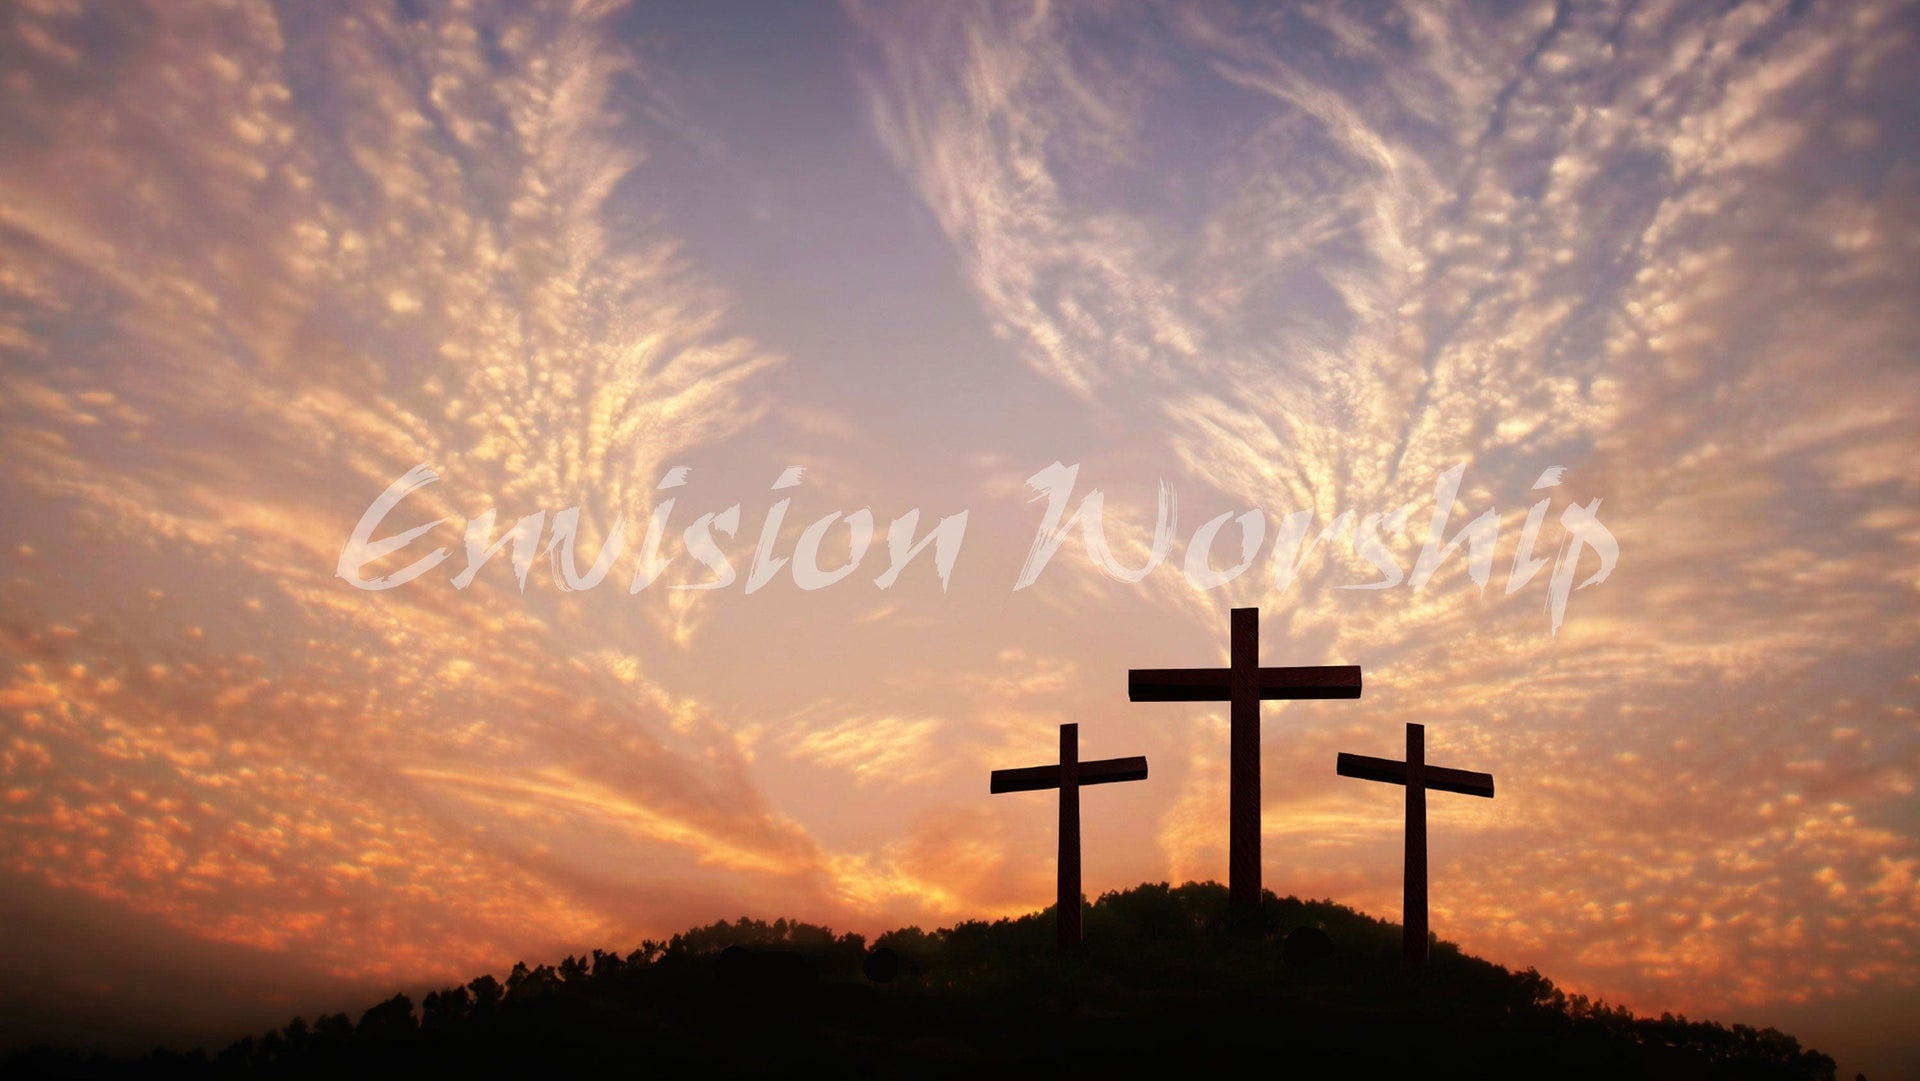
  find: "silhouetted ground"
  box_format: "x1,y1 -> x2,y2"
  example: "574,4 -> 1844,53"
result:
3,882 -> 1839,1080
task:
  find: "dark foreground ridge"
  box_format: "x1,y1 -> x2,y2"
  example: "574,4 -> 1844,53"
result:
6,882 -> 1839,1080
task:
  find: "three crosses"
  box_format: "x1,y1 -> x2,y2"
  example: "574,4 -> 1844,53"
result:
990,607 -> 1494,962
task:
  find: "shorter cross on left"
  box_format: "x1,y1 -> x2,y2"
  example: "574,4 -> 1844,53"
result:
990,724 -> 1149,950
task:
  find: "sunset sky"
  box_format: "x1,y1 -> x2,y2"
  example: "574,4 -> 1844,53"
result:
2,0 -> 1917,1075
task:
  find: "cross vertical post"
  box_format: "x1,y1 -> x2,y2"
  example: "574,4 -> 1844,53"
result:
1229,607 -> 1260,915
1404,722 -> 1427,967
1057,722 -> 1080,951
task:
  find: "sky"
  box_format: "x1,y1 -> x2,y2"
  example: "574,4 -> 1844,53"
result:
1,0 -> 1917,1075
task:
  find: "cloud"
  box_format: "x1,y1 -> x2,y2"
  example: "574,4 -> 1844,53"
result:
851,0 -> 1920,1021
0,0 -> 804,987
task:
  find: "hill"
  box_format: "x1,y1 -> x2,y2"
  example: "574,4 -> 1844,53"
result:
5,882 -> 1839,1080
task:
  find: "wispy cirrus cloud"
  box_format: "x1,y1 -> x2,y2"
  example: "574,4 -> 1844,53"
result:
0,0 -> 813,986
848,0 -> 1920,1023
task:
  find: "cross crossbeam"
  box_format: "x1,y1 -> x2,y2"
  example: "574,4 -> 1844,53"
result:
1334,753 -> 1493,797
990,756 -> 1149,793
1128,665 -> 1362,701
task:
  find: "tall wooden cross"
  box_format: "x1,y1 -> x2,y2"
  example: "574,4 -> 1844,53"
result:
1336,722 -> 1494,966
1129,607 -> 1362,915
990,723 -> 1148,950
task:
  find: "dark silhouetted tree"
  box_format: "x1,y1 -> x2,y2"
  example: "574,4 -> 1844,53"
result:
467,974 -> 502,1014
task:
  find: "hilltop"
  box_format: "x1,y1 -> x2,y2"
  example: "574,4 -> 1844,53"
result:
5,882 -> 1838,1080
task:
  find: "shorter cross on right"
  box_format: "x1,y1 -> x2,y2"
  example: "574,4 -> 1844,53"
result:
1336,723 -> 1494,967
